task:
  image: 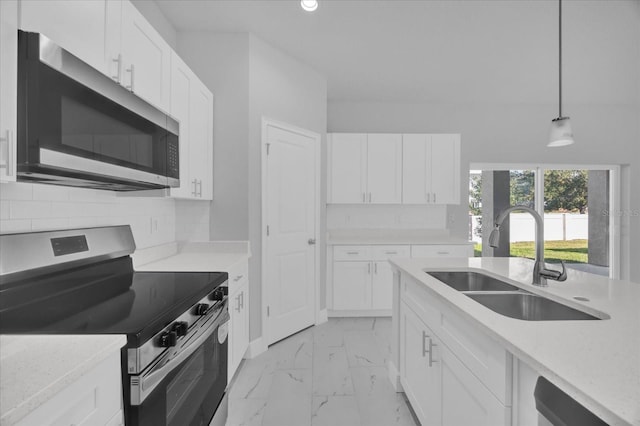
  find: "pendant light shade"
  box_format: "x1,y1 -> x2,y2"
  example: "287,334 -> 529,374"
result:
549,117 -> 574,147
548,0 -> 574,147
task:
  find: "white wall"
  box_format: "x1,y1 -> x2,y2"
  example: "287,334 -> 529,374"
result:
248,35 -> 328,338
0,182 -> 175,249
328,101 -> 639,281
177,32 -> 327,340
177,33 -> 250,241
131,0 -> 177,50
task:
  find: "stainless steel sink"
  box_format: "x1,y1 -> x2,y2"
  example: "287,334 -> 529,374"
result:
465,293 -> 600,321
427,271 -> 520,292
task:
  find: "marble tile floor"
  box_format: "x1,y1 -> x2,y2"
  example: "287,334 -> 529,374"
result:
226,317 -> 419,426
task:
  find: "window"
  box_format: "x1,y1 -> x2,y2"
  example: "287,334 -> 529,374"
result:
469,165 -> 620,278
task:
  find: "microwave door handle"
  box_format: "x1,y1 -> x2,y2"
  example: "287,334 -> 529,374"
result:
131,310 -> 230,405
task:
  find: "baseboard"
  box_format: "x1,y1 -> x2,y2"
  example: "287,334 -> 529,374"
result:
328,309 -> 392,317
317,309 -> 328,324
388,360 -> 403,392
244,336 -> 267,359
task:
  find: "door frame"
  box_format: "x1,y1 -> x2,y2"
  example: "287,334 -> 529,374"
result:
261,117 -> 322,345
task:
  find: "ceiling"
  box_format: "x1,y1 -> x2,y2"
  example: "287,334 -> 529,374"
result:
154,0 -> 639,105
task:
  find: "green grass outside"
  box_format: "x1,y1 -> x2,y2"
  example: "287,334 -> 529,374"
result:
474,239 -> 588,263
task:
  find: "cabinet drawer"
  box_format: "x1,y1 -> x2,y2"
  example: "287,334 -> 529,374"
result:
437,304 -> 512,405
411,244 -> 473,258
401,274 -> 441,328
227,261 -> 248,297
333,245 -> 372,261
371,245 -> 410,261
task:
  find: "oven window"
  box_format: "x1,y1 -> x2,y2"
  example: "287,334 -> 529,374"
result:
166,346 -> 205,424
61,96 -> 154,168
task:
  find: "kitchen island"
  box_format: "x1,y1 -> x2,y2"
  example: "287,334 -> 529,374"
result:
389,257 -> 639,426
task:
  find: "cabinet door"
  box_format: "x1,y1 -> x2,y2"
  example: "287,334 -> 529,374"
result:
440,344 -> 510,426
402,134 -> 430,204
19,0 -> 115,77
0,0 -> 17,181
189,78 -> 214,200
333,261 -> 371,310
400,302 -> 441,426
430,134 -> 460,205
229,280 -> 249,380
120,0 -> 171,112
366,134 -> 402,203
371,261 -> 393,310
169,52 -> 193,198
327,133 -> 367,203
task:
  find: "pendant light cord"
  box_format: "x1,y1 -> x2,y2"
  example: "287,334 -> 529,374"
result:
559,0 -> 562,118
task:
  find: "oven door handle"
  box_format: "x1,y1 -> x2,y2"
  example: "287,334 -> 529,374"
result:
131,308 -> 230,405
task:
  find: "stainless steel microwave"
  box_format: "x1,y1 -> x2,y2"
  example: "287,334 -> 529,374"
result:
17,31 -> 179,191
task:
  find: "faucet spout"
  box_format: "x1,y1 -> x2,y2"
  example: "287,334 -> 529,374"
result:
489,205 -> 567,286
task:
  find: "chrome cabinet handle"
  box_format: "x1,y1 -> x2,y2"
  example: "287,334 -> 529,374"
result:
346,251 -> 359,255
422,331 -> 429,357
368,192 -> 372,203
0,130 -> 13,176
308,238 -> 316,245
385,251 -> 398,255
368,263 -> 371,274
233,275 -> 243,282
426,192 -> 431,203
437,251 -> 450,255
191,179 -> 198,196
374,262 -> 377,274
125,64 -> 135,92
362,192 -> 366,203
235,295 -> 241,312
112,54 -> 122,83
433,193 -> 437,203
428,338 -> 438,367
197,179 -> 203,197
240,291 -> 244,309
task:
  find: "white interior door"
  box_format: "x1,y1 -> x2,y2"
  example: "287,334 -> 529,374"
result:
265,122 -> 317,345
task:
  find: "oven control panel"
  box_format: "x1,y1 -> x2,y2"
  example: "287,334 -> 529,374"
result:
127,281 -> 228,374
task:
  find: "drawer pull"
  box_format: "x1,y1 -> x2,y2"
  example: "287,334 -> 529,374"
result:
346,251 -> 360,255
385,251 -> 398,255
437,251 -> 450,255
422,331 -> 429,357
428,338 -> 438,367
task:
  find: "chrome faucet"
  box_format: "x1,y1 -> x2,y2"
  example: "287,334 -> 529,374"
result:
488,205 -> 567,287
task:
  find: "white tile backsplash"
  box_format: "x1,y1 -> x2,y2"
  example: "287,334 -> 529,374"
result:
326,204 -> 447,230
175,200 -> 211,242
0,182 -> 177,249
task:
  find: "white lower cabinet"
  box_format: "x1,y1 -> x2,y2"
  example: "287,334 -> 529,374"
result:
399,275 -> 511,426
331,245 -> 410,314
16,351 -> 123,426
227,261 -> 249,383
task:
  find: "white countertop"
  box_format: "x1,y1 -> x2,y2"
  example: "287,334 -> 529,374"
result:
390,256 -> 640,426
327,228 -> 473,245
134,241 -> 251,272
0,335 -> 125,426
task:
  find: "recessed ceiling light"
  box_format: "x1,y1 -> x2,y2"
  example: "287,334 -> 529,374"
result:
301,0 -> 318,12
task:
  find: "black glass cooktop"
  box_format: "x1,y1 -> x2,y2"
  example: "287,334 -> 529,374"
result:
0,257 -> 227,346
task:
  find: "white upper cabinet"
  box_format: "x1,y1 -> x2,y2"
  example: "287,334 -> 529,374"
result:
169,52 -> 213,200
20,0 -> 171,113
328,133 -> 367,203
402,133 -> 460,204
327,133 -> 402,204
0,0 -> 18,181
120,0 -> 171,112
366,134 -> 402,203
19,0 -> 121,78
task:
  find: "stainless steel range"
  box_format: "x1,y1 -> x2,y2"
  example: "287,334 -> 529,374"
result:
0,226 -> 229,426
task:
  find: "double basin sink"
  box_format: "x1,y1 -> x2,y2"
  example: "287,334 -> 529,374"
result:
426,271 -> 600,321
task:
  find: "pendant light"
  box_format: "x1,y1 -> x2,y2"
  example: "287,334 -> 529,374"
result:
548,0 -> 574,147
301,0 -> 318,12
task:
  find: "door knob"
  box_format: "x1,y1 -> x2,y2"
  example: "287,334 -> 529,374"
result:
308,238 -> 316,245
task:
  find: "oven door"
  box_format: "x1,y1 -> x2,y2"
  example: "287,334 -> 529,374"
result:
17,31 -> 179,190
125,308 -> 229,426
